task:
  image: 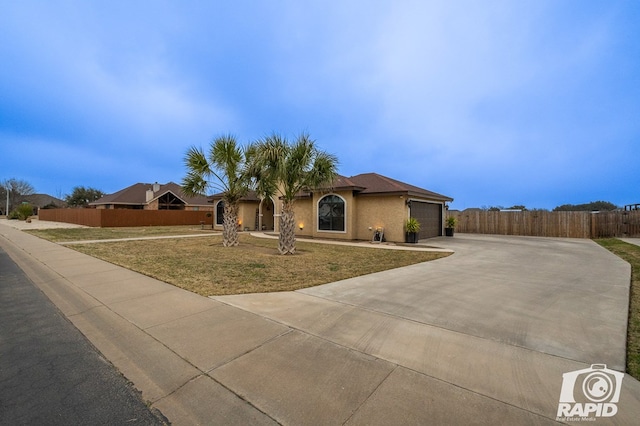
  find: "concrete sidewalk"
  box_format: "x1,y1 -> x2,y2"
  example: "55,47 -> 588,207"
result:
1,222 -> 639,424
620,238 -> 640,247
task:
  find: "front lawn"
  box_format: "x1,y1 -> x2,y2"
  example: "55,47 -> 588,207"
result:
27,225 -> 208,242
596,238 -> 640,380
54,233 -> 450,296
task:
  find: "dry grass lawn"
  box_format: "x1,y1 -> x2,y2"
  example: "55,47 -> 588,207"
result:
27,225 -> 207,242
63,233 -> 450,296
596,238 -> 640,380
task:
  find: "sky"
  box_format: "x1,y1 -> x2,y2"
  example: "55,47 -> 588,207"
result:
1,1 -> 639,210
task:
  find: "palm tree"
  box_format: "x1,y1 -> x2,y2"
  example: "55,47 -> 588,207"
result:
249,132 -> 338,255
182,135 -> 250,247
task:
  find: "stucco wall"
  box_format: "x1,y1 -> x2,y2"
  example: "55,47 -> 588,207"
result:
292,198 -> 314,237
212,201 -> 259,231
238,203 -> 258,230
354,195 -> 408,242
209,191 -> 443,243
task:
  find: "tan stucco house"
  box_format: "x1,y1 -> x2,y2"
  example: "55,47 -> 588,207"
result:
211,173 -> 453,243
90,182 -> 212,211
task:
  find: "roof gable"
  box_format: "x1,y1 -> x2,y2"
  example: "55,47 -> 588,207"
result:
91,182 -> 211,206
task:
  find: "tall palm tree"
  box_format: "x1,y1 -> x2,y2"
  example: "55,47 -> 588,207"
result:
182,135 -> 250,247
249,132 -> 338,255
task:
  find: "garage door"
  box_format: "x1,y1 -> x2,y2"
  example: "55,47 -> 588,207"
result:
410,201 -> 442,239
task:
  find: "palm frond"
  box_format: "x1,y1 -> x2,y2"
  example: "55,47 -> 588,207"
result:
181,171 -> 209,196
184,146 -> 212,176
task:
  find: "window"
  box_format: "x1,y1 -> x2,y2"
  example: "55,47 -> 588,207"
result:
216,200 -> 224,225
318,194 -> 345,231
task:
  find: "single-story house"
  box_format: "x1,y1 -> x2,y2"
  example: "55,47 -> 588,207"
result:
211,173 -> 453,243
90,182 -> 212,211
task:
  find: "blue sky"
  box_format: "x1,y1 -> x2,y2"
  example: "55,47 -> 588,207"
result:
1,1 -> 638,210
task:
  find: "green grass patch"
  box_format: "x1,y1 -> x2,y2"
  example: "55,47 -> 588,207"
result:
596,238 -> 640,380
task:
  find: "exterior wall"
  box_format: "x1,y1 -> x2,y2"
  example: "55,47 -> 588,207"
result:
293,198 -> 314,237
353,195 -> 408,242
145,200 -> 158,210
206,191 -> 445,243
238,202 -> 258,231
212,201 -> 259,231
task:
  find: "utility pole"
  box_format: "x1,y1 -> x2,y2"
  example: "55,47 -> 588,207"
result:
5,184 -> 9,217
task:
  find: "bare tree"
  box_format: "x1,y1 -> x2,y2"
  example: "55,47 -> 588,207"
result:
1,178 -> 35,214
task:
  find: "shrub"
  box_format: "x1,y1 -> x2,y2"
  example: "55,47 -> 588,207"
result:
405,218 -> 421,233
14,203 -> 34,220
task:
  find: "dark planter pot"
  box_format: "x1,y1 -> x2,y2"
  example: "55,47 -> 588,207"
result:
445,227 -> 454,237
405,232 -> 419,243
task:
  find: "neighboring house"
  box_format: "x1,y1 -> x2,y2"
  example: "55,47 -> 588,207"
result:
211,173 -> 453,243
20,193 -> 67,215
90,182 -> 212,211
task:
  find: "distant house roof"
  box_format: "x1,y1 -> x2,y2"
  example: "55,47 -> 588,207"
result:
22,193 -> 67,208
90,182 -> 211,207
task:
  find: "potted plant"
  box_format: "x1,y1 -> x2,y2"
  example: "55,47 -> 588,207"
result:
405,218 -> 421,243
445,216 -> 457,237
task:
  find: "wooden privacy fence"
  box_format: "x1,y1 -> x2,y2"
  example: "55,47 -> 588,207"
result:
39,209 -> 214,228
451,210 -> 640,239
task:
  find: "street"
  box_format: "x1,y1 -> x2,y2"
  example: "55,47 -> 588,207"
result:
0,247 -> 167,425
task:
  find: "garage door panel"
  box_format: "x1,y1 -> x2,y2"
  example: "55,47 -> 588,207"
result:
410,202 -> 442,238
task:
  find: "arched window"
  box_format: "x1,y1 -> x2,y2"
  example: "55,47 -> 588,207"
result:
318,194 -> 345,232
216,200 -> 224,225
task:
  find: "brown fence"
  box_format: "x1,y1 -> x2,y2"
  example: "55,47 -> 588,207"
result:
39,209 -> 214,228
451,210 -> 640,239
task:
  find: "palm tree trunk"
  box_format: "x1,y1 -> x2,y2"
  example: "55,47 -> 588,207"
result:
222,201 -> 240,247
279,200 -> 296,255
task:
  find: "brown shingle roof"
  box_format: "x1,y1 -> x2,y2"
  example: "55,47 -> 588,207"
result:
90,182 -> 211,206
209,173 -> 452,203
347,173 -> 452,201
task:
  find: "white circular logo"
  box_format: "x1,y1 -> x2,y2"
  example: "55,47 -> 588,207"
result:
582,372 -> 614,402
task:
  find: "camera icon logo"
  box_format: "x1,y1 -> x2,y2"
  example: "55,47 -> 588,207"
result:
557,364 -> 624,419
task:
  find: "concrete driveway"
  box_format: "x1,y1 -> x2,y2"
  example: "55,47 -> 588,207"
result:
215,234 -> 639,424
2,221 -> 639,424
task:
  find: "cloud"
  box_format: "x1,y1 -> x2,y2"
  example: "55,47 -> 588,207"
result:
1,0 -> 638,209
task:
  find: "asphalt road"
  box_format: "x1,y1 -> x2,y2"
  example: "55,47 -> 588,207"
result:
0,247 -> 167,425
